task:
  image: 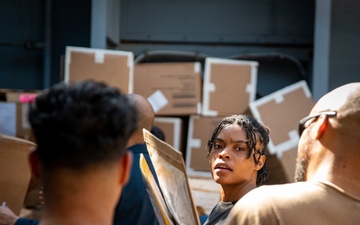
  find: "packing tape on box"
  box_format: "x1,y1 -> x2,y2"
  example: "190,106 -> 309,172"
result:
194,62 -> 201,73
95,51 -> 105,64
275,95 -> 284,104
202,83 -> 218,116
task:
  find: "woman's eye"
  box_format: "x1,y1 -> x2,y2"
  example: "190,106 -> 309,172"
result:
214,143 -> 223,149
235,146 -> 245,151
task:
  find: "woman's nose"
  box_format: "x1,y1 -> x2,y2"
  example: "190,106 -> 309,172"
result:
218,147 -> 231,159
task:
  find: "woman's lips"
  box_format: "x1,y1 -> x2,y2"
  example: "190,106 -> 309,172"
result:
214,163 -> 232,171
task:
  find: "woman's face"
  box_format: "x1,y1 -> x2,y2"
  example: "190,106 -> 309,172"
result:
209,124 -> 262,186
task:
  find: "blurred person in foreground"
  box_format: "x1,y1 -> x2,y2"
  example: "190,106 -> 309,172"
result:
0,93 -> 161,225
225,82 -> 360,225
204,114 -> 270,225
6,80 -> 137,225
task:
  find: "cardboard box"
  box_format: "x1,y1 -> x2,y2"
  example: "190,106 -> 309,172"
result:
134,62 -> 202,116
64,46 -> 134,94
249,80 -> 314,182
0,90 -> 41,142
202,57 -> 258,116
0,134 -> 36,215
263,151 -> 289,185
142,129 -> 201,225
0,90 -> 42,208
188,177 -> 220,215
154,117 -> 185,154
186,115 -> 223,177
279,146 -> 298,182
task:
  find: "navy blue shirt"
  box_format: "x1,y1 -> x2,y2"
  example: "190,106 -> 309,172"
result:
15,218 -> 38,225
113,144 -> 160,225
203,201 -> 236,225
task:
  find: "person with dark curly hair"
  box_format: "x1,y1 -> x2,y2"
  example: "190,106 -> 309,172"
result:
21,80 -> 136,225
203,114 -> 270,225
0,92 -> 161,225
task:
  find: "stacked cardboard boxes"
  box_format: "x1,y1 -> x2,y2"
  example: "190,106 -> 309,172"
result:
131,57 -> 261,212
0,89 -> 44,218
0,46 -> 316,215
130,56 -> 314,212
0,89 -> 42,142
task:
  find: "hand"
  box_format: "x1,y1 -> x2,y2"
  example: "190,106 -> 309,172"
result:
0,206 -> 19,225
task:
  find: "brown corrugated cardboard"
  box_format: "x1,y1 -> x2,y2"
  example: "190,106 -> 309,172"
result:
64,46 -> 134,94
264,151 -> 289,184
249,80 -> 314,182
0,91 -> 42,208
154,117 -> 184,154
186,115 -> 223,177
0,90 -> 41,142
134,62 -> 202,116
0,134 -> 36,215
202,57 -> 258,116
279,146 -> 298,182
188,177 -> 220,215
142,129 -> 200,225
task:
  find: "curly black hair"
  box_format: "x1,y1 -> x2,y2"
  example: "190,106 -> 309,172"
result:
206,114 -> 270,186
28,80 -> 138,172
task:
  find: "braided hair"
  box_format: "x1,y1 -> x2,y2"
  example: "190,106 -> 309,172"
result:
206,114 -> 270,186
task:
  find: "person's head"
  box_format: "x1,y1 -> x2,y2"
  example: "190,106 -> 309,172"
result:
28,80 -> 137,194
295,82 -> 360,182
150,125 -> 165,141
126,94 -> 155,146
207,114 -> 269,187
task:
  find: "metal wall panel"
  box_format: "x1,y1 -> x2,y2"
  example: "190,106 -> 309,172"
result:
120,0 -> 314,45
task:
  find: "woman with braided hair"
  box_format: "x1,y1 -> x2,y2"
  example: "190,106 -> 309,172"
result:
203,114 -> 270,225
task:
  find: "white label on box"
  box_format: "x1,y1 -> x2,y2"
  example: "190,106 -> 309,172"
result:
95,51 -> 105,63
189,139 -> 201,148
148,90 -> 168,113
0,103 -> 16,136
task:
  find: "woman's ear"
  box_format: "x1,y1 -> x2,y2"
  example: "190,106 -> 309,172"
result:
255,155 -> 266,171
29,148 -> 41,179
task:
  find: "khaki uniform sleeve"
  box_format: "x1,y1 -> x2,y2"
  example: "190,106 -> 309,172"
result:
225,188 -> 279,225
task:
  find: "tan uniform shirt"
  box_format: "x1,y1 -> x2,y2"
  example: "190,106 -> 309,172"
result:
225,181 -> 360,225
